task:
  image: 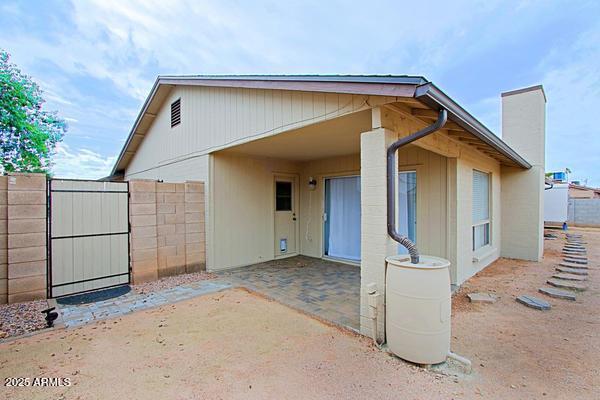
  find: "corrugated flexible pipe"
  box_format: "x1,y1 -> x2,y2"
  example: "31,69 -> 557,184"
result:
386,108 -> 448,263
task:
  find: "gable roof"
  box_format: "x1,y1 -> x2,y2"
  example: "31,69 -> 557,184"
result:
110,75 -> 531,176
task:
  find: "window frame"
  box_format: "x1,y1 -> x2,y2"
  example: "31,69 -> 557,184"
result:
397,170 -> 417,244
275,181 -> 293,212
472,169 -> 491,252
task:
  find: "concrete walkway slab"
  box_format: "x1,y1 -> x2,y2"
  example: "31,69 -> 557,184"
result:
552,273 -> 587,282
556,266 -> 588,275
538,287 -> 576,301
58,280 -> 231,328
467,293 -> 499,303
547,279 -> 587,291
516,295 -> 551,310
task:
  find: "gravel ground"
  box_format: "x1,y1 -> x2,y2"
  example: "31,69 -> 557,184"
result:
0,271 -> 215,339
132,271 -> 216,294
0,300 -> 49,339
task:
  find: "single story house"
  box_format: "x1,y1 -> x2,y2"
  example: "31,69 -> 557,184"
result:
109,76 -> 546,338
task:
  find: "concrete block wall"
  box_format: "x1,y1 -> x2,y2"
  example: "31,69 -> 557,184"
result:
156,182 -> 186,277
6,173 -> 47,303
184,182 -> 206,273
568,198 -> 600,227
129,180 -> 159,284
0,177 -> 7,303
129,179 -> 206,284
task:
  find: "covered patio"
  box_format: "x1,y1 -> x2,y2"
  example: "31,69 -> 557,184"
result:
217,256 -> 360,330
207,103 -> 459,338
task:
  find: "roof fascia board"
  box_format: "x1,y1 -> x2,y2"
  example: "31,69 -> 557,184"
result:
111,77 -> 164,175
159,74 -> 426,85
158,77 -> 419,97
415,83 -> 532,169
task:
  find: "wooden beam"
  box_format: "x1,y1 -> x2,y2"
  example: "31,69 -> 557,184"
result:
411,108 -> 438,119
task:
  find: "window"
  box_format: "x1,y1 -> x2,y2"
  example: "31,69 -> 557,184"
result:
472,170 -> 490,250
398,171 -> 417,254
170,98 -> 181,128
275,181 -> 292,211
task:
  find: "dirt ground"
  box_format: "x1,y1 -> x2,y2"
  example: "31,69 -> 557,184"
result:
449,227 -> 599,399
0,229 -> 598,400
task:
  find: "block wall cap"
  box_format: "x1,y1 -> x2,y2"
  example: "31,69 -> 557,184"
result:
501,85 -> 546,103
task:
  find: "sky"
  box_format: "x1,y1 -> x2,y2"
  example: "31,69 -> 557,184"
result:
0,0 -> 598,185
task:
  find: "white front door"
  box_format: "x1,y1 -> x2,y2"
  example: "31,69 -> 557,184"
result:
274,175 -> 298,258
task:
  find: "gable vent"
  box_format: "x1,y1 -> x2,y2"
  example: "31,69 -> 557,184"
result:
170,98 -> 181,128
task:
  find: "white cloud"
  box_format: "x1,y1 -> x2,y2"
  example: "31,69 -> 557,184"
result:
2,0 -> 598,186
537,24 -> 600,185
52,143 -> 116,180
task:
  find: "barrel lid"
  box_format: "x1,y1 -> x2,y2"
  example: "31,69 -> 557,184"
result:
386,255 -> 451,270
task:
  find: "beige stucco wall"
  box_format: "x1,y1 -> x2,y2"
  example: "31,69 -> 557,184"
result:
397,145 -> 448,261
299,154 -> 361,259
211,143 -> 452,275
452,148 -> 502,284
209,153 -> 301,270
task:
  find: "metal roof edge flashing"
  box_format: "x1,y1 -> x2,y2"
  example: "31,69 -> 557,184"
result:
414,83 -> 531,169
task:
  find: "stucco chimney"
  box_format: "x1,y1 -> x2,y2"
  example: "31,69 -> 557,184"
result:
500,85 -> 546,262
501,85 -> 546,167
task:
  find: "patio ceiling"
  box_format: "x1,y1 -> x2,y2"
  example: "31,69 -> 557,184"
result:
220,109 -> 371,161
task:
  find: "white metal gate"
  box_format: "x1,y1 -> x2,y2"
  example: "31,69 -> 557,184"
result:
48,179 -> 130,297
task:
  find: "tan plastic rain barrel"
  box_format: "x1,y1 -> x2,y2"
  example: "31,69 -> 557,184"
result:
385,255 -> 451,364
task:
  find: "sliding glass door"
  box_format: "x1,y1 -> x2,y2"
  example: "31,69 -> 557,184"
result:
324,176 -> 361,261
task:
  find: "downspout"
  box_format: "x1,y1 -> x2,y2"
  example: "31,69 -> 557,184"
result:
387,109 -> 448,263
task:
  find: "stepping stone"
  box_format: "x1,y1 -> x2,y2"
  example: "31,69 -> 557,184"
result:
467,292 -> 498,303
552,273 -> 587,281
539,287 -> 576,301
563,250 -> 586,255
516,295 -> 551,310
563,255 -> 588,262
547,279 -> 587,291
556,266 -> 588,275
559,261 -> 588,269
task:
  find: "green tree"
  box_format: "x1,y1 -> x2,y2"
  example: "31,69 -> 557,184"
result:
1,49 -> 66,174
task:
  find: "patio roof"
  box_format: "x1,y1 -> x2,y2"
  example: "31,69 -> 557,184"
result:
110,75 -> 531,177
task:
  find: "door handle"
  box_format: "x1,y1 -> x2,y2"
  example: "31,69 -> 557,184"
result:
293,217 -> 297,221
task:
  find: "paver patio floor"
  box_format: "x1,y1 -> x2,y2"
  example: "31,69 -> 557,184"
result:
217,255 -> 360,330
